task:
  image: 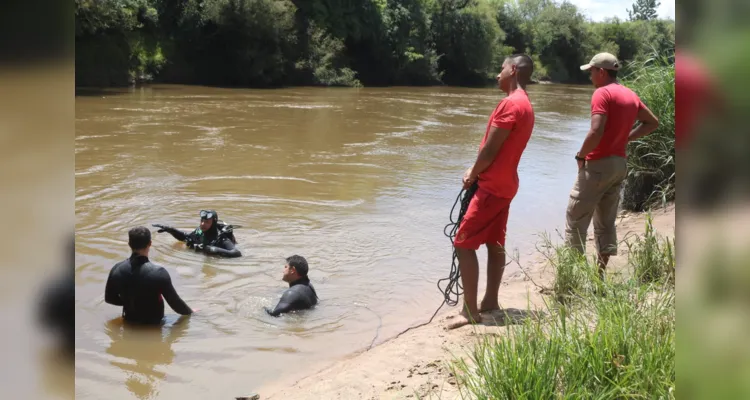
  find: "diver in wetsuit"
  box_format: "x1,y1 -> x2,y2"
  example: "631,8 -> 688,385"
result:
153,210 -> 242,258
265,255 -> 318,317
105,226 -> 194,324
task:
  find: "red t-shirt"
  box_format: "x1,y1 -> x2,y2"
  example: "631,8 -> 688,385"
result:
675,50 -> 712,150
477,89 -> 535,199
586,83 -> 645,161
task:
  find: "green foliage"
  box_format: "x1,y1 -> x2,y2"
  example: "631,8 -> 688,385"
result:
621,49 -> 675,211
529,53 -> 549,81
492,0 -> 527,54
587,18 -> 640,63
195,0 -> 297,87
430,0 -> 506,85
75,0 -> 676,87
302,22 -> 362,87
453,227 -> 676,399
381,0 -> 441,85
538,233 -> 595,304
75,0 -> 162,86
531,1 -> 589,82
628,0 -> 660,21
75,34 -> 132,86
75,0 -> 148,35
626,214 -> 675,285
129,34 -> 166,82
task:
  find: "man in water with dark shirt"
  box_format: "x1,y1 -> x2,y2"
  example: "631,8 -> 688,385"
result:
105,226 -> 194,324
265,255 -> 318,317
153,209 -> 242,258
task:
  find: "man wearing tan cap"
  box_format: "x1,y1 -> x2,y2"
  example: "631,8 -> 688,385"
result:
565,52 -> 660,278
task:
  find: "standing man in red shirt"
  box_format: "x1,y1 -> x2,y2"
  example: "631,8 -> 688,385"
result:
448,54 -> 536,329
566,53 -> 659,278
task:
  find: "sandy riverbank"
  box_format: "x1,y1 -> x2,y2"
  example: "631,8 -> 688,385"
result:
257,204 -> 675,400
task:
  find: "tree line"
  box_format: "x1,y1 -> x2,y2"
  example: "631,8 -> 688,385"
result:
75,0 -> 675,88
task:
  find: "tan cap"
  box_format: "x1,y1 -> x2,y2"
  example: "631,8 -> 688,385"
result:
580,52 -> 620,71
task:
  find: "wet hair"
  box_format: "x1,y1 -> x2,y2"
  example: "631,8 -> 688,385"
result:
505,53 -> 534,85
128,226 -> 151,250
286,255 -> 309,276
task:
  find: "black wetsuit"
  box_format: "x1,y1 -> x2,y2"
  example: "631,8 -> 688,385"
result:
40,246 -> 74,356
265,277 -> 318,317
161,224 -> 241,258
105,254 -> 193,324
38,238 -> 76,356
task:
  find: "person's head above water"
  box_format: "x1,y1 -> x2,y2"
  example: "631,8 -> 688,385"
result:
128,226 -> 152,256
282,254 -> 309,283
199,209 -> 219,232
496,53 -> 534,93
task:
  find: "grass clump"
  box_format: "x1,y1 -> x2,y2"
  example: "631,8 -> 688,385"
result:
452,217 -> 675,399
538,234 -> 598,304
626,214 -> 675,285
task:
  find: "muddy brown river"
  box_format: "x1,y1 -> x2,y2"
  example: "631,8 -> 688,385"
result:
75,84 -> 593,399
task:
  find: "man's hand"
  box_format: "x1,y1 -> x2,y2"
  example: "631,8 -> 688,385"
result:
463,168 -> 476,189
577,159 -> 584,170
152,224 -> 171,233
193,243 -> 205,252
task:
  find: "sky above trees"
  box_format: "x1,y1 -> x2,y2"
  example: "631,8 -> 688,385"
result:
570,0 -> 674,22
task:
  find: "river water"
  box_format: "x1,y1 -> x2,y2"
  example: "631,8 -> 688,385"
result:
75,84 -> 592,399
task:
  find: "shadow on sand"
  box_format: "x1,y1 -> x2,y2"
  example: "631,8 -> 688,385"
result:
477,307 -> 543,327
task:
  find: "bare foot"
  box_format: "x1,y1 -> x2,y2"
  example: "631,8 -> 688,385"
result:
446,310 -> 482,330
479,300 -> 500,313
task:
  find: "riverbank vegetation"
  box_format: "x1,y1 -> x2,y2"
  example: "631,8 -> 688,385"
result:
75,0 -> 674,88
452,214 -> 675,398
621,50 -> 675,211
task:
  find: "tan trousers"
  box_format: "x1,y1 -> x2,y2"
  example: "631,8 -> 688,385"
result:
565,156 -> 627,256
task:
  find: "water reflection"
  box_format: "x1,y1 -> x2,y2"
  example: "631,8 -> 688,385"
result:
104,316 -> 190,400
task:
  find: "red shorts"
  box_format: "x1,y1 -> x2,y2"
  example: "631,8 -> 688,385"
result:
454,188 -> 512,250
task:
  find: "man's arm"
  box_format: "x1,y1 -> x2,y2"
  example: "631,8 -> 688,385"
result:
157,268 -> 194,316
466,125 -> 512,186
265,290 -> 298,317
576,113 -> 608,158
628,103 -> 659,142
104,266 -> 123,306
465,101 -> 516,187
576,88 -> 609,159
153,224 -> 190,242
204,238 -> 242,258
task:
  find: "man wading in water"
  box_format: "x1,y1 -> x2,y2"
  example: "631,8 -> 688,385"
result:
448,54 -> 536,330
105,226 -> 195,324
265,255 -> 318,317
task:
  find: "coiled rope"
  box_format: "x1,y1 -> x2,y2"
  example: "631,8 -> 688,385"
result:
368,181 -> 479,349
438,180 -> 480,308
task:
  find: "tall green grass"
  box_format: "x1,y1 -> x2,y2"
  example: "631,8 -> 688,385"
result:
621,48 -> 676,211
626,214 -> 675,285
538,234 -> 598,304
452,219 -> 676,399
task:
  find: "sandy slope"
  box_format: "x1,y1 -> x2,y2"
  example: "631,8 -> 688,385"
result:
258,204 -> 675,400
